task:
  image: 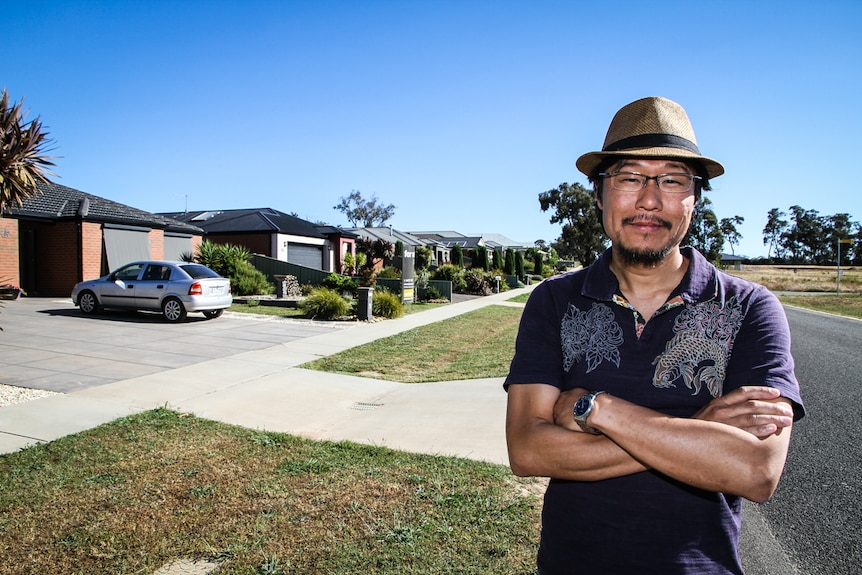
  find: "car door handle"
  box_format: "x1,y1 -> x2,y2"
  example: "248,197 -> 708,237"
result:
157,284 -> 165,289
127,284 -> 134,289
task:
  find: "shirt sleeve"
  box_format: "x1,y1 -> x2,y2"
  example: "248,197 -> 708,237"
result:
725,285 -> 806,421
504,281 -> 566,391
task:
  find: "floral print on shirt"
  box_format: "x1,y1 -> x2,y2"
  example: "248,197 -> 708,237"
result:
561,302 -> 624,373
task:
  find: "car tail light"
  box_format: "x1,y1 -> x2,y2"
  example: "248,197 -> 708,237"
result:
189,282 -> 203,296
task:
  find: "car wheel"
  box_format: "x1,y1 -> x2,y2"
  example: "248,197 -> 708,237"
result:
162,297 -> 187,322
203,309 -> 224,319
78,291 -> 100,314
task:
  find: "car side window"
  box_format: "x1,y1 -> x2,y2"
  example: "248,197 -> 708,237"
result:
143,265 -> 171,281
115,264 -> 143,281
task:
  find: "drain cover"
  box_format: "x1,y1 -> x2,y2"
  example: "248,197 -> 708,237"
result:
351,402 -> 384,411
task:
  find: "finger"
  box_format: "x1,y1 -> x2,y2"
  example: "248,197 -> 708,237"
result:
730,386 -> 782,400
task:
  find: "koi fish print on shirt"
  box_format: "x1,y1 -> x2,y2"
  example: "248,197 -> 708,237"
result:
652,297 -> 745,398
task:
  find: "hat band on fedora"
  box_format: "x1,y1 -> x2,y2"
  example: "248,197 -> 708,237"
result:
604,133 -> 701,155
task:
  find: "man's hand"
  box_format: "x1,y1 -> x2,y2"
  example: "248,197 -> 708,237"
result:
553,388 -> 590,432
694,386 -> 793,438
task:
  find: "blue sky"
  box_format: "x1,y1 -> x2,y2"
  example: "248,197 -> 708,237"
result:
6,0 -> 861,257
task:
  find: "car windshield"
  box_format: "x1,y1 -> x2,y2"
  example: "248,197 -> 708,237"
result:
180,264 -> 221,279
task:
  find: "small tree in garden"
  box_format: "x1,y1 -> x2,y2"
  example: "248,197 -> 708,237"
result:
492,248 -> 503,270
452,244 -> 464,267
515,251 -> 525,280
532,249 -> 544,277
504,249 -> 515,275
473,246 -> 490,271
415,245 -> 432,270
356,237 -> 394,286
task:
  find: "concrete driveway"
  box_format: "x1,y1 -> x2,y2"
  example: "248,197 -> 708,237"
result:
0,297 -> 347,394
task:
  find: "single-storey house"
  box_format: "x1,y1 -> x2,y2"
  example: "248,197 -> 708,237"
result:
0,181 -> 204,297
343,227 -> 433,271
161,208 -> 357,274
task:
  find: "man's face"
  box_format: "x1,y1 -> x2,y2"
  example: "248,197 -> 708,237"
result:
596,159 -> 696,266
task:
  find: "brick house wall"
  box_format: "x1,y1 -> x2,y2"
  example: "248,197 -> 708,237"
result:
148,228 -> 165,260
81,221 -> 103,281
0,216 -> 20,287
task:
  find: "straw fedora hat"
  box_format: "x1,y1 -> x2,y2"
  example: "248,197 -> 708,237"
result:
576,96 -> 724,179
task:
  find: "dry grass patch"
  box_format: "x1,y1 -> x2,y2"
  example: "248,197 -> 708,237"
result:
0,409 -> 541,575
301,305 -> 522,382
777,293 -> 862,319
726,265 -> 861,293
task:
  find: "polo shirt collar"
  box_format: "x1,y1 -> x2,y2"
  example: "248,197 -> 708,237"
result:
582,246 -> 718,305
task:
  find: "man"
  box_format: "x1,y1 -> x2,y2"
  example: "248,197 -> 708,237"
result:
504,97 -> 805,574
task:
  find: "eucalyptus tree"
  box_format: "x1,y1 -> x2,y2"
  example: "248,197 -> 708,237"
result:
334,190 -> 395,227
720,216 -> 744,255
763,208 -> 788,260
538,182 -> 607,266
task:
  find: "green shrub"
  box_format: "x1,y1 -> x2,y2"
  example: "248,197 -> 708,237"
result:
423,285 -> 443,301
321,273 -> 357,295
377,266 -> 402,279
373,289 -> 404,319
464,268 -> 492,295
300,287 -> 350,320
433,264 -> 467,292
231,260 -> 274,296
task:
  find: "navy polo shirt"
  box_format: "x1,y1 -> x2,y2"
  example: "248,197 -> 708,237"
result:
505,247 -> 805,575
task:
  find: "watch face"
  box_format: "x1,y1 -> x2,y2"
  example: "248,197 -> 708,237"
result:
574,395 -> 591,417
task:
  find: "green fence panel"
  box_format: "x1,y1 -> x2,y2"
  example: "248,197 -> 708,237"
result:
418,280 -> 452,301
250,254 -> 332,286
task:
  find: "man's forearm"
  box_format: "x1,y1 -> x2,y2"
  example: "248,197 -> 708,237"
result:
589,393 -> 793,502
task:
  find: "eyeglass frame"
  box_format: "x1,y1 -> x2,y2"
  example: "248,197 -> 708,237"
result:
598,171 -> 702,194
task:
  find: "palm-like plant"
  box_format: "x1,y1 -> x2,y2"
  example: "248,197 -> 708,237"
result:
0,89 -> 55,212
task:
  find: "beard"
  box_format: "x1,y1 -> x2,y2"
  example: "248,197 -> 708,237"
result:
615,243 -> 675,266
614,215 -> 679,266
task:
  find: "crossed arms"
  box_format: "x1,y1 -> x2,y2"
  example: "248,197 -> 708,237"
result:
505,384 -> 794,503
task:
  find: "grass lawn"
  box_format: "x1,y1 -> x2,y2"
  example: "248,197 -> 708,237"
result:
228,300 -> 450,320
0,409 -> 542,575
301,305 -> 523,382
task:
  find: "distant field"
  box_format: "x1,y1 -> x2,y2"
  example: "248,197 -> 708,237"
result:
726,265 -> 860,293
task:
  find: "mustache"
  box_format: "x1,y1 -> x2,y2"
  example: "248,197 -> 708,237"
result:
622,215 -> 672,229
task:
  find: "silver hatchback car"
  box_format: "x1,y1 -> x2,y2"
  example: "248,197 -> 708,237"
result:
71,261 -> 233,322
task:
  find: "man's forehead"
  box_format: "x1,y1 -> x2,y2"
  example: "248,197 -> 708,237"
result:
614,159 -> 693,172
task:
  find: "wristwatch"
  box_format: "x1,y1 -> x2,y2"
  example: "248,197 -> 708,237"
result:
573,391 -> 609,435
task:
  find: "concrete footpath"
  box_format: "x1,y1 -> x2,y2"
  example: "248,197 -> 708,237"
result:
0,288 -> 530,462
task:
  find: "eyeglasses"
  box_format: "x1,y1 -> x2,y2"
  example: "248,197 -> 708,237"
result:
599,171 -> 701,194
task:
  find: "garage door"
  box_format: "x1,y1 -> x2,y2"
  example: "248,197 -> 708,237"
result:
288,243 -> 323,269
103,225 -> 151,270
164,234 -> 194,261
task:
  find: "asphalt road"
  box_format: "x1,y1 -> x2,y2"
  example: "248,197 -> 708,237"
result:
759,306 -> 862,575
